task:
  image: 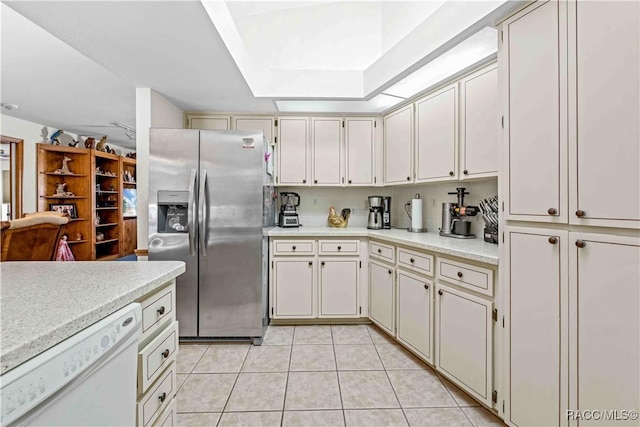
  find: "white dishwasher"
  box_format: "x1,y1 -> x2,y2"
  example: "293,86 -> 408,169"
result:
1,303 -> 142,426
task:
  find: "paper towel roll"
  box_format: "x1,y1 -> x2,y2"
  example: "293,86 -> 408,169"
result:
411,197 -> 423,230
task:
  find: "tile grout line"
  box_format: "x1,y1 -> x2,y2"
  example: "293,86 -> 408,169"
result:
279,326 -> 296,426
216,344 -> 251,426
330,325 -> 348,427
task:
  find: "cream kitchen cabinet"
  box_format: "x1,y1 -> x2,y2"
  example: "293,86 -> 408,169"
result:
345,118 -> 376,186
277,117 -> 309,185
233,117 -> 275,145
502,0 -> 639,228
384,104 -> 414,185
459,64 -> 499,179
369,258 -> 395,335
415,83 -> 458,182
435,282 -> 493,407
396,269 -> 433,364
319,259 -> 360,317
272,258 -> 316,318
186,114 -> 231,130
311,117 -> 343,186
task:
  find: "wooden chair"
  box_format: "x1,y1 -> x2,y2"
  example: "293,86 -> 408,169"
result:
1,212 -> 69,261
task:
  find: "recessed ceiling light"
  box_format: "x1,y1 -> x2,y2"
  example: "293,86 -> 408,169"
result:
1,103 -> 19,111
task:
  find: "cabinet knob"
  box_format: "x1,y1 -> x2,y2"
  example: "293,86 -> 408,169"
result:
314,180 -> 318,184
457,271 -> 463,278
303,179 -> 307,184
424,284 -> 429,290
162,349 -> 170,358
157,306 -> 165,315
406,176 -> 411,181
292,246 -> 296,250
410,258 -> 415,263
337,246 -> 342,250
548,208 -> 557,215
576,210 -> 586,218
449,171 -> 454,176
438,290 -> 443,296
348,180 -> 352,184
321,261 -> 325,267
575,240 -> 586,248
463,170 -> 468,175
158,392 -> 167,403
308,261 -> 313,266
548,236 -> 558,245
377,249 -> 382,253
388,269 -> 392,274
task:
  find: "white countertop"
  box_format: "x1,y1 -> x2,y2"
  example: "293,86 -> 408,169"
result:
0,261 -> 185,375
268,226 -> 499,265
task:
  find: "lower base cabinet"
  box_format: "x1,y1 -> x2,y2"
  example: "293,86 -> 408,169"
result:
436,283 -> 493,407
273,258 -> 315,318
369,259 -> 395,334
396,269 -> 433,363
319,259 -> 359,317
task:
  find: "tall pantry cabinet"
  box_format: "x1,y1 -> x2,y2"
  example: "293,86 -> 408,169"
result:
500,1 -> 640,426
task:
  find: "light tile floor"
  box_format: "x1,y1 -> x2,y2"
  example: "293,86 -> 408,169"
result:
175,324 -> 506,427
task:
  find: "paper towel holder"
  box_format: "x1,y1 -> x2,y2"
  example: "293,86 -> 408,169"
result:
404,193 -> 428,233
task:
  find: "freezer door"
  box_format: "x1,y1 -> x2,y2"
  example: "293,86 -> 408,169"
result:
149,129 -> 200,337
198,130 -> 264,338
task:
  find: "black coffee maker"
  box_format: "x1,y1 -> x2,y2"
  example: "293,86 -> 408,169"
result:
278,192 -> 300,227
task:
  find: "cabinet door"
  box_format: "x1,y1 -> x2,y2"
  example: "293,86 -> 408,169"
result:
277,117 -> 308,185
188,116 -> 230,130
319,259 -> 359,317
233,117 -> 275,144
312,118 -> 342,186
415,83 -> 458,182
460,65 -> 499,179
503,0 -> 568,223
345,118 -> 375,186
273,258 -> 315,318
397,269 -> 433,363
369,260 -> 395,334
570,233 -> 639,427
435,283 -> 492,406
505,227 -> 568,427
384,105 -> 413,185
568,1 -> 640,228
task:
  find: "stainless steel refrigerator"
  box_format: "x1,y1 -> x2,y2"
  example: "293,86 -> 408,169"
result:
149,129 -> 274,344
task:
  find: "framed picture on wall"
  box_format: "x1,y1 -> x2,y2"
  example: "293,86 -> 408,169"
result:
50,203 -> 77,218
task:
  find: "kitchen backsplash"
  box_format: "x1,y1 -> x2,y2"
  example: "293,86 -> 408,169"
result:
278,179 -> 498,235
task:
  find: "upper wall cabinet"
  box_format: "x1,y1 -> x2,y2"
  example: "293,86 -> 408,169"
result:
345,118 -> 376,186
312,117 -> 343,186
233,117 -> 275,145
187,115 -> 231,130
384,105 -> 414,185
277,117 -> 309,185
415,83 -> 458,182
460,65 -> 499,180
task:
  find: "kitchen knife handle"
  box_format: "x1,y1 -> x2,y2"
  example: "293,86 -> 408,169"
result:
199,169 -> 208,256
188,169 -> 197,256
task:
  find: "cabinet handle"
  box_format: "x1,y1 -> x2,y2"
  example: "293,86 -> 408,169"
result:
377,249 -> 381,253
424,284 -> 429,290
463,170 -> 468,175
157,306 -> 165,315
388,269 -> 392,274
410,258 -> 415,263
548,237 -> 558,245
314,180 -> 318,184
337,246 -> 342,250
438,290 -> 443,296
292,246 -> 296,251
548,208 -> 557,215
162,349 -> 170,358
575,240 -> 586,248
348,180 -> 352,184
576,210 -> 586,218
406,176 -> 411,181
321,261 -> 325,267
449,171 -> 454,176
303,179 -> 307,184
158,392 -> 167,403
308,261 -> 313,266
457,271 -> 463,278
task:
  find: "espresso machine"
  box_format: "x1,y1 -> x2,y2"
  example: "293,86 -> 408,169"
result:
439,187 -> 480,238
278,192 -> 301,227
367,196 -> 384,229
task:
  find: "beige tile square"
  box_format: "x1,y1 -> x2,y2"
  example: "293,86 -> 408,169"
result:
176,412 -> 221,426
218,411 -> 282,427
332,325 -> 373,344
387,370 -> 457,408
176,373 -> 188,392
241,345 -> 291,372
462,407 -> 506,427
344,409 -> 408,427
366,325 -> 396,344
404,408 -> 472,427
192,344 -> 250,373
338,371 -> 400,409
375,344 -> 428,370
283,410 -> 345,427
263,325 -> 294,345
176,344 -> 209,373
438,375 -> 482,407
285,371 -> 342,410
225,372 -> 288,412
177,373 -> 236,412
335,344 -> 383,370
290,344 -> 336,371
294,325 -> 333,344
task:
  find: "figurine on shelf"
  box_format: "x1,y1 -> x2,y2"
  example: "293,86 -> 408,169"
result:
69,139 -> 79,147
95,215 -> 101,225
96,232 -> 105,242
85,137 -> 95,149
54,182 -> 75,197
96,136 -> 108,152
49,129 -> 64,145
54,157 -> 73,175
95,166 -> 103,174
75,233 -> 82,241
123,170 -> 132,182
109,147 -> 116,155
126,152 -> 136,159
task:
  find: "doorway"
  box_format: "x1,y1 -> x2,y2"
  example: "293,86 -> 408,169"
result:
1,135 -> 24,220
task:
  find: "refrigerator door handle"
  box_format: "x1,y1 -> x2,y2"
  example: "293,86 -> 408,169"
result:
187,168 -> 197,256
199,168 -> 208,256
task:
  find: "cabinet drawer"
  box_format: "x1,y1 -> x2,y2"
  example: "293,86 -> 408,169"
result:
274,240 -> 315,255
153,398 -> 176,427
438,258 -> 493,297
319,240 -> 359,255
370,241 -> 395,263
139,282 -> 176,344
397,248 -> 434,276
138,321 -> 179,395
137,362 -> 176,427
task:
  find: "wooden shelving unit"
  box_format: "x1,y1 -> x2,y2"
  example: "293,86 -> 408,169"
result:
120,157 -> 137,257
37,144 -> 93,260
93,151 -> 121,260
